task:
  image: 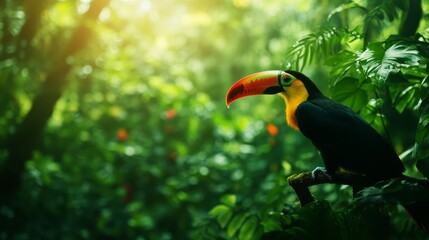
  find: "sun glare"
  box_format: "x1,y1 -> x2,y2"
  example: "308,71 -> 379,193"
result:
138,0 -> 152,12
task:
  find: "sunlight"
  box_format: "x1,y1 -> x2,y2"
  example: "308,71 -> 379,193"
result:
138,0 -> 152,12
120,0 -> 152,13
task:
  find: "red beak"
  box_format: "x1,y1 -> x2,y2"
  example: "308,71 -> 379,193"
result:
225,70 -> 285,108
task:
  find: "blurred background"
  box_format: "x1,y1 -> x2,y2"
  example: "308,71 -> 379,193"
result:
0,0 -> 428,239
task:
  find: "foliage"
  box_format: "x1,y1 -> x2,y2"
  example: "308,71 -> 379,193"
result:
285,27 -> 361,71
261,200 -> 394,240
199,0 -> 429,239
356,178 -> 429,206
357,41 -> 421,84
283,0 -> 429,175
0,0 -> 428,239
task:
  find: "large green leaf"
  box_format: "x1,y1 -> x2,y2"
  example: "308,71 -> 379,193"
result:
331,77 -> 368,111
210,205 -> 232,228
227,213 -> 248,237
357,42 -> 420,84
238,216 -> 258,240
326,50 -> 359,84
387,73 -> 420,113
359,99 -> 387,134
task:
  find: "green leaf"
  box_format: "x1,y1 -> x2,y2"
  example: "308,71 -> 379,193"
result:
357,42 -> 420,84
327,2 -> 367,21
298,201 -> 340,236
209,205 -> 229,217
394,85 -> 417,113
356,178 -> 429,205
416,86 -> 429,145
331,77 -> 368,111
285,27 -> 361,71
327,50 -> 358,83
335,203 -> 391,239
238,216 -> 258,240
260,218 -> 282,232
416,106 -> 429,177
227,213 -> 248,237
416,113 -> 429,145
209,205 -> 232,228
417,158 -> 429,178
220,194 -> 236,207
363,0 -> 403,37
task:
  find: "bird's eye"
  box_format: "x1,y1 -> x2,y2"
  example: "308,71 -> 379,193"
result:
282,75 -> 291,84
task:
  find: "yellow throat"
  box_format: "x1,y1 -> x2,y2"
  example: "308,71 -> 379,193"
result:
278,80 -> 309,130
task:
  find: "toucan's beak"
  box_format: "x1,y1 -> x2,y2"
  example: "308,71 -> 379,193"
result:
226,70 -> 285,108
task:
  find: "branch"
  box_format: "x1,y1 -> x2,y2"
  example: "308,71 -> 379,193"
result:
287,170 -> 376,206
287,170 -> 429,207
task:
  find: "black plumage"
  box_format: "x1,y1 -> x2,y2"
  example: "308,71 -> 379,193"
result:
286,70 -> 405,181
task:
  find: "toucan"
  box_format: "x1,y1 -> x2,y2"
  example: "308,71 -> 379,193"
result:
225,70 -> 429,232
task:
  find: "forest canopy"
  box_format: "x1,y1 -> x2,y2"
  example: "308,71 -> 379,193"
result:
0,0 -> 429,239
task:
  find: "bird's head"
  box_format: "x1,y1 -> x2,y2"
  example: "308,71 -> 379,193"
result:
225,70 -> 322,129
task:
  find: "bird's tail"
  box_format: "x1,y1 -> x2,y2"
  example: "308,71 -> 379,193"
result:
403,201 -> 429,232
401,176 -> 429,233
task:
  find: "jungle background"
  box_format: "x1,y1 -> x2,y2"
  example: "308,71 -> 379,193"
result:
0,0 -> 429,239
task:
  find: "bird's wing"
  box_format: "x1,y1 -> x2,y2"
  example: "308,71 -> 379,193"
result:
295,98 -> 404,178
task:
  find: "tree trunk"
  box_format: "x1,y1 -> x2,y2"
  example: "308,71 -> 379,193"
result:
0,0 -> 110,198
399,0 -> 422,36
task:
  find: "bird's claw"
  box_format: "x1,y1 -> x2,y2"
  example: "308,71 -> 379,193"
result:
311,167 -> 332,180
